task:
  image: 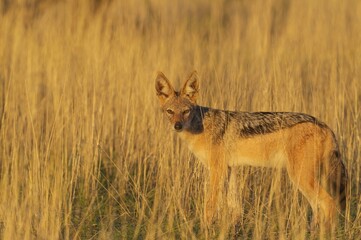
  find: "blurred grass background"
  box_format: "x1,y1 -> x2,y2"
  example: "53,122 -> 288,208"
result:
0,0 -> 360,239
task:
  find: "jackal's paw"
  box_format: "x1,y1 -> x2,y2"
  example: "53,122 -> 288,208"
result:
204,209 -> 215,225
204,202 -> 216,225
308,216 -> 320,232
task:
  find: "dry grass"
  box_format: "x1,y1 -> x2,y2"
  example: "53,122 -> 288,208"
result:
0,0 -> 360,239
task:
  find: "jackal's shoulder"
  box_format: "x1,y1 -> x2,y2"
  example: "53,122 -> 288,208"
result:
199,107 -> 327,141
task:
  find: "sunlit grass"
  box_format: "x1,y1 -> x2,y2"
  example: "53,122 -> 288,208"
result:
0,0 -> 360,239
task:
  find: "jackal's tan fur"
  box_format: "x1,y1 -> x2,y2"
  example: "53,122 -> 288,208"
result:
155,71 -> 347,227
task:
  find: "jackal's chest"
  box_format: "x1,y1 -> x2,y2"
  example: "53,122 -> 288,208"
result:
179,132 -> 211,166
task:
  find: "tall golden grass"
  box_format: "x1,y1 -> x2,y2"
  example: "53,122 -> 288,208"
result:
0,0 -> 360,239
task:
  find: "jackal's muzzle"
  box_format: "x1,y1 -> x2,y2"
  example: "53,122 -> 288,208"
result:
174,122 -> 183,131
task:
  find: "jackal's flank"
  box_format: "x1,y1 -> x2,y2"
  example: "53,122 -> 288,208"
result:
155,71 -> 348,226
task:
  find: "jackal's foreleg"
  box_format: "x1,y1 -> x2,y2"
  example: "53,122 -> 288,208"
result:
205,149 -> 227,224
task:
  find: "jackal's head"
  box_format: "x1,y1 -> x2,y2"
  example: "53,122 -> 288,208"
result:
155,71 -> 199,132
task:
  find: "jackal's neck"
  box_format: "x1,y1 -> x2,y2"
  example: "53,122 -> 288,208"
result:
177,106 -> 208,148
183,105 -> 208,134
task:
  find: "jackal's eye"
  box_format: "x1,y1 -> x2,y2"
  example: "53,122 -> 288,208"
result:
183,109 -> 190,115
166,109 -> 174,115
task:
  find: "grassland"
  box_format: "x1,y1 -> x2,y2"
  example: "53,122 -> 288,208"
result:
0,0 -> 360,239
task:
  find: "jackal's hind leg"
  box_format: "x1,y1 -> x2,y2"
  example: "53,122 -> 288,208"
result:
286,158 -> 336,229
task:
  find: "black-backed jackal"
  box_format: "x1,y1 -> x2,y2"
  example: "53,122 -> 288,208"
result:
155,71 -> 347,227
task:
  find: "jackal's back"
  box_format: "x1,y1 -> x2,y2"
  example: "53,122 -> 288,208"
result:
201,108 -> 327,143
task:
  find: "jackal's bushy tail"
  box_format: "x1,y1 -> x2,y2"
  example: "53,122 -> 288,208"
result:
325,150 -> 348,210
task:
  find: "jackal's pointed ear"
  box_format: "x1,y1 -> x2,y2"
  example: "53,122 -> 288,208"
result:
155,72 -> 175,105
181,71 -> 199,103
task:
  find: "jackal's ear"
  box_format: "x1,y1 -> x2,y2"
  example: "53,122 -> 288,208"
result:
181,71 -> 199,103
155,72 -> 175,105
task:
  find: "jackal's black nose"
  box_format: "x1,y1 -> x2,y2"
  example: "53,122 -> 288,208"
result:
174,122 -> 183,131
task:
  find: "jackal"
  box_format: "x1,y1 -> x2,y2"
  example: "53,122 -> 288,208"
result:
155,71 -> 347,227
